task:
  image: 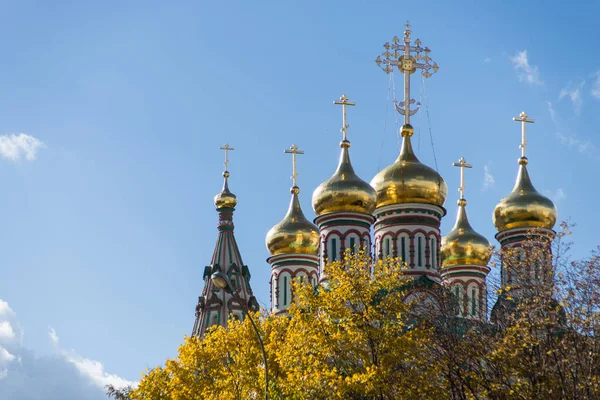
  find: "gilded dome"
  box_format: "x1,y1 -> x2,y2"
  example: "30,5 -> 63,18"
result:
266,187 -> 319,256
312,140 -> 377,216
493,157 -> 557,232
441,199 -> 492,267
370,124 -> 447,208
214,171 -> 237,209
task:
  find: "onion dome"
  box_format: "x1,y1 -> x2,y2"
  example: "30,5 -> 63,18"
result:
493,157 -> 557,232
266,186 -> 319,256
213,171 -> 237,209
441,199 -> 492,267
312,139 -> 377,216
370,124 -> 447,208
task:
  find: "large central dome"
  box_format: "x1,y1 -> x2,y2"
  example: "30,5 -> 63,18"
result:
371,124 -> 447,208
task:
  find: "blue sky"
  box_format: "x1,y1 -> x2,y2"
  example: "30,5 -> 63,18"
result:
0,1 -> 598,397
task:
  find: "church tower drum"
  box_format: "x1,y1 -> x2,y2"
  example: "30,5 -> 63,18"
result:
312,95 -> 376,283
371,23 -> 447,289
192,144 -> 258,337
266,145 -> 319,314
491,112 -> 558,323
441,158 -> 492,321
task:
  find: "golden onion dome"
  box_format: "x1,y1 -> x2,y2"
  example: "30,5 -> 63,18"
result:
266,186 -> 319,256
493,157 -> 557,232
214,171 -> 237,209
370,124 -> 447,208
441,199 -> 492,267
312,140 -> 377,216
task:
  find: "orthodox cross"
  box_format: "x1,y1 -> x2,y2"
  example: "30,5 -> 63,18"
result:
219,143 -> 234,172
284,144 -> 304,187
375,21 -> 439,125
513,111 -> 534,158
333,94 -> 355,141
452,157 -> 472,200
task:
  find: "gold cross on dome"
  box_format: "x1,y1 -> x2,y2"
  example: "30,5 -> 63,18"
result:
375,21 -> 439,125
333,94 -> 355,141
284,144 -> 304,187
513,111 -> 534,158
452,157 -> 472,200
219,143 -> 234,172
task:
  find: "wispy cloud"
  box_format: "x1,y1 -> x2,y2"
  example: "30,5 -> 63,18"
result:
592,72 -> 600,99
545,188 -> 566,205
483,162 -> 495,190
48,326 -> 136,390
546,101 -> 558,124
0,133 -> 44,162
510,50 -> 542,85
483,57 -> 491,64
559,80 -> 585,115
556,131 -> 593,153
48,326 -> 59,346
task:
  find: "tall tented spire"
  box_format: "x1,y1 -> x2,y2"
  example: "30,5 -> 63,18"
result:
312,94 -> 376,283
441,158 -> 491,321
371,24 -> 446,300
192,145 -> 257,337
491,112 -> 558,325
266,145 -> 319,314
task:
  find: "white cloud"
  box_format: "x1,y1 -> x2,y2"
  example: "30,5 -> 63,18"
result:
483,162 -> 495,190
556,131 -> 593,153
0,133 -> 44,162
0,322 -> 15,341
546,101 -> 557,124
510,50 -> 542,85
48,326 -> 59,346
546,188 -> 566,205
592,72 -> 600,99
0,299 -> 136,399
559,80 -> 585,115
483,57 -> 491,64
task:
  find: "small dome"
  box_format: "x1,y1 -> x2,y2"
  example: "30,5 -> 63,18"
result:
312,140 -> 377,216
214,171 -> 237,209
266,187 -> 319,256
370,124 -> 447,208
493,158 -> 557,232
441,199 -> 492,267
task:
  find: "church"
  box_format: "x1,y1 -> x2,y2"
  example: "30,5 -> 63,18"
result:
191,23 -> 558,337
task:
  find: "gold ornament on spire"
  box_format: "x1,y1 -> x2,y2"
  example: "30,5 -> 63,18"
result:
312,94 -> 376,216
333,94 -> 355,141
214,143 -> 238,209
493,112 -> 557,232
441,158 -> 491,267
266,144 -> 318,256
452,157 -> 472,201
375,20 -> 439,125
513,111 -> 534,158
284,144 -> 304,190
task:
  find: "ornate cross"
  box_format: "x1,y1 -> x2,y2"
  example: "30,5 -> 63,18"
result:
333,94 -> 355,141
513,111 -> 534,158
284,144 -> 304,187
452,157 -> 472,200
375,21 -> 439,125
219,143 -> 234,172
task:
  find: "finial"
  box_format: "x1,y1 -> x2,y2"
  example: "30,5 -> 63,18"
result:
452,157 -> 472,202
513,111 -> 534,158
375,22 -> 439,125
333,94 -> 355,143
284,144 -> 305,190
219,143 -> 235,173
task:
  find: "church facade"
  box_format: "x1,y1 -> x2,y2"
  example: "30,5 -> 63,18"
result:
192,24 -> 558,337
